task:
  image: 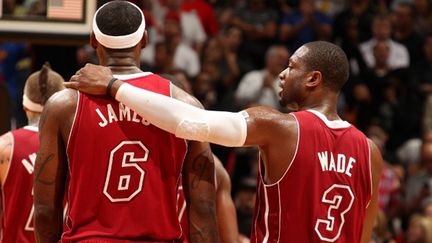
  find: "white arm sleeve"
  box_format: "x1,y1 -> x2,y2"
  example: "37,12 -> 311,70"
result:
116,83 -> 248,147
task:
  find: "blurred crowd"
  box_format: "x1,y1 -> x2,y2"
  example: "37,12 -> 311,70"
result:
2,0 -> 432,242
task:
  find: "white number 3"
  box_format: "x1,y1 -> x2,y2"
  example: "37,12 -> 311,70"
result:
314,184 -> 355,242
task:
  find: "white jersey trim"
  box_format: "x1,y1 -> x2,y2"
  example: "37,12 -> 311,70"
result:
277,184 -> 281,243
307,109 -> 351,129
254,182 -> 261,243
263,185 -> 270,243
261,113 -> 299,187
23,125 -> 38,132
113,72 -> 152,80
366,139 -> 373,208
66,92 -> 80,152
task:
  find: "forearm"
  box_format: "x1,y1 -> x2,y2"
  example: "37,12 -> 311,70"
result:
114,83 -> 247,147
188,200 -> 219,243
34,206 -> 63,243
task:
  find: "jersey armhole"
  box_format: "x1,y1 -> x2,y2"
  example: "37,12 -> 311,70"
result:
366,139 -> 373,208
66,91 -> 81,153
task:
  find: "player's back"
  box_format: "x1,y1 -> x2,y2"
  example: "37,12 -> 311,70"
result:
2,126 -> 39,243
251,110 -> 372,243
65,73 -> 187,242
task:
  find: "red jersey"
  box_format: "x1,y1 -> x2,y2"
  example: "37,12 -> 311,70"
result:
251,110 -> 372,243
65,73 -> 188,242
177,184 -> 188,243
1,126 -> 39,243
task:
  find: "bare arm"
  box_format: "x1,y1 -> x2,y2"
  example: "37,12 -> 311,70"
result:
34,91 -> 72,243
361,139 -> 384,243
0,133 -> 12,185
173,86 -> 219,243
214,155 -> 240,243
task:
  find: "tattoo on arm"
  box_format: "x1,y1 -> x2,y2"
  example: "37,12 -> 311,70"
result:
191,150 -> 211,189
35,154 -> 55,185
0,142 -> 12,164
190,226 -> 218,243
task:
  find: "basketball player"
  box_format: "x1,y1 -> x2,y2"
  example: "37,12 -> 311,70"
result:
34,2 -> 217,242
0,63 -> 64,243
68,41 -> 384,242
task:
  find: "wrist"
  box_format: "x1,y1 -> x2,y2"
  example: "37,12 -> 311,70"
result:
110,79 -> 124,98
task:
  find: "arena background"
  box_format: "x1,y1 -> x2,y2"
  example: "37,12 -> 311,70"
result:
1,0 -> 432,242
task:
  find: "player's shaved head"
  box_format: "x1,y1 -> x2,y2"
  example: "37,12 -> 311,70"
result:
95,1 -> 142,36
302,41 -> 349,91
24,62 -> 64,105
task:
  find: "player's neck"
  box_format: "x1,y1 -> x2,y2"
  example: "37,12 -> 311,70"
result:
299,95 -> 340,120
107,65 -> 142,75
27,116 -> 40,128
102,55 -> 142,75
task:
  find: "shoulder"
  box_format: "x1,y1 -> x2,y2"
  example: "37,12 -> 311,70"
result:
40,88 -> 78,134
246,106 -> 294,123
245,106 -> 297,135
0,132 -> 13,155
44,88 -> 78,115
170,83 -> 203,109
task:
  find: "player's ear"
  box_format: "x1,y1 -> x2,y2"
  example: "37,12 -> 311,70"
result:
140,31 -> 148,49
90,33 -> 98,49
305,71 -> 322,88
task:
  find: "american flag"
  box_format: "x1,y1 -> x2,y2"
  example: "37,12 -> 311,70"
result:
47,0 -> 84,20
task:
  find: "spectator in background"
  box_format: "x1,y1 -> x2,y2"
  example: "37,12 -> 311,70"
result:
413,0 -> 432,38
280,0 -> 333,53
404,140 -> 432,216
338,16 -> 368,77
378,69 -> 422,150
412,34 -> 432,97
360,14 -> 410,70
314,0 -> 346,18
141,11 -> 200,78
404,214 -> 432,243
423,199 -> 432,218
193,71 -> 217,109
392,2 -> 424,66
151,42 -> 174,74
149,0 -> 206,51
235,45 -> 289,110
181,0 -> 218,37
333,0 -> 378,43
234,177 -> 256,240
229,0 -> 278,69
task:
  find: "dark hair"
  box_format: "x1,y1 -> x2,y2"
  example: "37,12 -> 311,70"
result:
38,62 -> 49,103
302,41 -> 349,91
96,1 -> 142,36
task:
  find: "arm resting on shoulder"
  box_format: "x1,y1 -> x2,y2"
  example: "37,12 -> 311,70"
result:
115,83 -> 247,147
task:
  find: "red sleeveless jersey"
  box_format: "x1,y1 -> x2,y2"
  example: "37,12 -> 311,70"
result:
65,73 -> 188,242
1,126 -> 39,243
251,110 -> 372,243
